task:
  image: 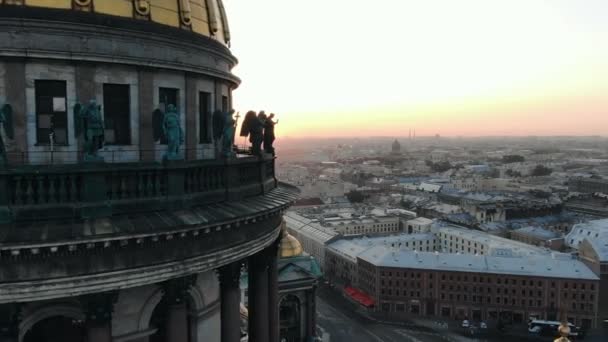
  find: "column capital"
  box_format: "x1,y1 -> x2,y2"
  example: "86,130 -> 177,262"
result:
79,291 -> 118,324
162,275 -> 197,305
217,261 -> 243,288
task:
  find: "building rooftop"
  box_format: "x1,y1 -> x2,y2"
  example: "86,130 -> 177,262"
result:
438,225 -> 556,257
284,212 -> 339,243
565,219 -> 608,261
407,217 -> 434,226
327,233 -> 437,262
358,247 -> 598,280
566,219 -> 608,248
513,226 -> 559,240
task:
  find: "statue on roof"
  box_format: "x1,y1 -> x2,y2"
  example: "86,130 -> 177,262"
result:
221,110 -> 237,158
240,110 -> 264,156
263,113 -> 278,154
74,99 -> 105,162
153,104 -> 184,161
0,103 -> 14,166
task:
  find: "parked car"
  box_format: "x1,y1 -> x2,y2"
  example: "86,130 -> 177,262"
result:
462,320 -> 470,328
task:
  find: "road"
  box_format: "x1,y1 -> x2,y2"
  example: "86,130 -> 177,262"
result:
316,286 -> 453,342
316,285 -> 608,342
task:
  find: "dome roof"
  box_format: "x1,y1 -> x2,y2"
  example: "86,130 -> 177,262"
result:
279,219 -> 304,258
2,0 -> 232,45
391,139 -> 401,152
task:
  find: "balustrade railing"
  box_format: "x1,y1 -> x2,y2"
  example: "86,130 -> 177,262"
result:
0,152 -> 276,222
4,146 -> 256,166
8,172 -> 82,205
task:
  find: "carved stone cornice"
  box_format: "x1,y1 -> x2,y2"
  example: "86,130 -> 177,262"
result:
0,216 -> 283,303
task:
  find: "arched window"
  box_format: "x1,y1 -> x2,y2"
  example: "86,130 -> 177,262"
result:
279,295 -> 302,342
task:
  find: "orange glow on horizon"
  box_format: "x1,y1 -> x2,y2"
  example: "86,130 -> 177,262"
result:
225,0 -> 608,138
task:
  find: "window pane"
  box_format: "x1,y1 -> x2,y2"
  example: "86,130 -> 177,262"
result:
35,80 -> 67,145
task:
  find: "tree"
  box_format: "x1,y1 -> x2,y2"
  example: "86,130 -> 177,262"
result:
346,190 -> 366,203
530,164 -> 552,177
502,155 -> 525,163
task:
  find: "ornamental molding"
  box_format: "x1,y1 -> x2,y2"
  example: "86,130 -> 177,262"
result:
134,0 -> 151,16
0,219 -> 282,303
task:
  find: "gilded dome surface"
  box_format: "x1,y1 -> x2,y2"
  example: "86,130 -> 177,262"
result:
2,0 -> 231,45
279,220 -> 304,258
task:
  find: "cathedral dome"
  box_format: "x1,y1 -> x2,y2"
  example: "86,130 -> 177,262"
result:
279,220 -> 304,258
1,0 -> 232,45
391,139 -> 401,153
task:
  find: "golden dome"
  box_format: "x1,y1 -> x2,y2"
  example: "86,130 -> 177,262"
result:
279,219 -> 304,258
3,0 -> 231,45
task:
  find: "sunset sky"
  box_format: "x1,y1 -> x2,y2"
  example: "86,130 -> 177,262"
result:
223,0 -> 608,138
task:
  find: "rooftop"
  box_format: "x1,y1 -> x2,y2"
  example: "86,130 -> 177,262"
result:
327,233 -> 437,261
439,225 -> 556,257
513,226 -> 559,240
358,246 -> 598,280
284,211 -> 339,243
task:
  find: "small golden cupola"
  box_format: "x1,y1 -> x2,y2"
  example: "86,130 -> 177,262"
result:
278,219 -> 304,258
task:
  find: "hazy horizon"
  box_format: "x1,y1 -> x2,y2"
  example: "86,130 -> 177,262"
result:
225,0 -> 608,138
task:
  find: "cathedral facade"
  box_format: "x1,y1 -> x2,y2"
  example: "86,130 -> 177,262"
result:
0,2 -> 298,342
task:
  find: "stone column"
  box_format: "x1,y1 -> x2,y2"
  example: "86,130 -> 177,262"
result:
267,241 -> 280,342
80,292 -> 118,342
162,276 -> 196,342
306,285 -> 318,339
218,262 -> 242,342
248,249 -> 270,342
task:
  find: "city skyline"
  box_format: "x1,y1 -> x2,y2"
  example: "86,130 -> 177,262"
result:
225,0 -> 608,138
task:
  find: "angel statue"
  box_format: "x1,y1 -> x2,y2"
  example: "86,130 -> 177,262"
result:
221,110 -> 238,158
0,103 -> 14,166
74,99 -> 105,162
153,104 -> 184,161
239,110 -> 264,156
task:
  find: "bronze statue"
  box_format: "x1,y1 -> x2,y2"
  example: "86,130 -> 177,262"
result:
263,113 -> 278,154
240,110 -> 264,156
74,99 -> 105,162
0,103 -> 13,166
221,110 -> 237,157
153,104 -> 184,161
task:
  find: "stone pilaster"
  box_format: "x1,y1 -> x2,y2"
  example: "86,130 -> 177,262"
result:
138,68 -> 155,161
3,60 -> 26,162
218,261 -> 243,342
80,291 -> 118,342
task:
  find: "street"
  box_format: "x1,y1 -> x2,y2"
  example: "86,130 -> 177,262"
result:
316,285 -> 607,342
316,286 -> 456,342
